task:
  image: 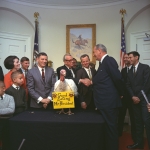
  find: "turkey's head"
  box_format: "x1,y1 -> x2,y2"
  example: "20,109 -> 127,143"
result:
60,69 -> 66,81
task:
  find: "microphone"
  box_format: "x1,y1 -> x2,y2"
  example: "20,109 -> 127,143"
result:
18,139 -> 25,150
141,90 -> 149,104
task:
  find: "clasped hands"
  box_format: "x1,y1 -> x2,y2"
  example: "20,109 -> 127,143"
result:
41,98 -> 51,109
132,96 -> 140,104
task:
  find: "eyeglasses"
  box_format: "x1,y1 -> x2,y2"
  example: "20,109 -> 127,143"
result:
65,59 -> 73,62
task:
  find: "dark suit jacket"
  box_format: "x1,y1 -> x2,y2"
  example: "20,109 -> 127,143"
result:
76,68 -> 96,104
93,55 -> 123,109
0,66 -> 4,81
121,67 -> 131,100
27,66 -> 56,108
57,65 -> 79,84
76,67 -> 96,94
126,63 -> 150,100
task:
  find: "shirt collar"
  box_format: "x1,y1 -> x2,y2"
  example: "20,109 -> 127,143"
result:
127,65 -> 132,70
134,62 -> 139,70
100,54 -> 108,63
37,65 -> 45,71
65,65 -> 72,70
21,68 -> 25,72
12,84 -> 20,90
0,94 -> 5,100
83,67 -> 90,71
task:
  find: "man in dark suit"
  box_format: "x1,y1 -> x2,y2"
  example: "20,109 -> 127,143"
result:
27,52 -> 56,109
92,44 -> 123,150
126,51 -> 150,149
57,53 -> 91,109
76,54 -> 96,110
57,53 -> 91,86
19,57 -> 30,78
118,54 -> 136,141
0,66 -> 4,81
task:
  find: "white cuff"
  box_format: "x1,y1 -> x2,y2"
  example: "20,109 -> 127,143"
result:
37,97 -> 43,103
47,96 -> 52,101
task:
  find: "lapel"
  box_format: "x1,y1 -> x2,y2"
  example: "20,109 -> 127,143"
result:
44,67 -> 49,84
83,68 -> 89,78
131,63 -> 141,78
134,63 -> 141,77
35,66 -> 45,85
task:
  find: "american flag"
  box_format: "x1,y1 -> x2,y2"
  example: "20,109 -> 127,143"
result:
120,17 -> 126,69
33,21 -> 39,65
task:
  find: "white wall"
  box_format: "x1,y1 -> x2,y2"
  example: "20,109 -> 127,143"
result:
126,5 -> 150,52
0,0 -> 150,71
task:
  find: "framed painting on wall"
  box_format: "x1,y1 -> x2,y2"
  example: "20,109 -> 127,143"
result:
66,24 -> 96,64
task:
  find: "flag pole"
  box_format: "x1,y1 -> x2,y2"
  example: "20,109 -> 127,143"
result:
119,9 -> 126,69
33,12 -> 39,66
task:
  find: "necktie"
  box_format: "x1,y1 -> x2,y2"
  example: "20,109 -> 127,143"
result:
98,61 -> 101,70
127,67 -> 129,73
88,69 -> 92,80
25,70 -> 27,78
42,69 -> 45,81
16,87 -> 19,90
133,66 -> 136,76
1,96 -> 3,100
69,69 -> 73,78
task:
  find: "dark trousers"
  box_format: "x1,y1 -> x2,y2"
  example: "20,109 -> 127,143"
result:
118,97 -> 136,142
133,98 -> 150,148
0,119 -> 9,150
99,108 -> 119,150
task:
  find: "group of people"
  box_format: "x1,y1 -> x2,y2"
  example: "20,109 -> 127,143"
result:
0,43 -> 150,150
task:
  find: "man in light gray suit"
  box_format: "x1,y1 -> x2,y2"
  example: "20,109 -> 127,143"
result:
27,52 -> 56,109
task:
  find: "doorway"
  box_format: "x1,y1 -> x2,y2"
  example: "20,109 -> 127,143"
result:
0,32 -> 31,74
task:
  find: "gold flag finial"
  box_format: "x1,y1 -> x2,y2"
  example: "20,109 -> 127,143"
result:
34,12 -> 39,21
120,9 -> 126,18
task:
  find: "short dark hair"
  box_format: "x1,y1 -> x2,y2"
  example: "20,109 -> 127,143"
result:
73,58 -> 77,62
80,54 -> 90,61
11,71 -> 22,81
4,56 -> 19,70
63,53 -> 72,61
20,57 -> 29,62
37,52 -> 47,58
128,51 -> 140,60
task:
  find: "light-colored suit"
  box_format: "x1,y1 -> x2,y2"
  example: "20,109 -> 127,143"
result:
27,66 -> 56,108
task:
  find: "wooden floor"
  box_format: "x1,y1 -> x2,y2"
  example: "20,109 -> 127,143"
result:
119,124 -> 149,150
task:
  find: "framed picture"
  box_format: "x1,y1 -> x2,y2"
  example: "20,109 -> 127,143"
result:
66,24 -> 96,63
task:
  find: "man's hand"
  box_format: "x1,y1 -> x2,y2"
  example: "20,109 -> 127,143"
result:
81,102 -> 87,109
147,103 -> 150,112
80,78 -> 91,86
43,103 -> 48,109
132,96 -> 140,104
41,98 -> 50,104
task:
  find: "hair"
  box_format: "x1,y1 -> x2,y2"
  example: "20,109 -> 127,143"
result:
80,54 -> 90,61
73,58 -> 77,62
128,51 -> 140,60
95,44 -> 107,53
37,52 -> 47,58
20,57 -> 29,62
63,53 -> 72,61
0,81 -> 5,88
11,71 -> 22,81
4,56 -> 19,70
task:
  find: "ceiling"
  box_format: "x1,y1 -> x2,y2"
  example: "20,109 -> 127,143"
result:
6,0 -> 135,8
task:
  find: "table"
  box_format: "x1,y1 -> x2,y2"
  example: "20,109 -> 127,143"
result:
9,110 -> 105,150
